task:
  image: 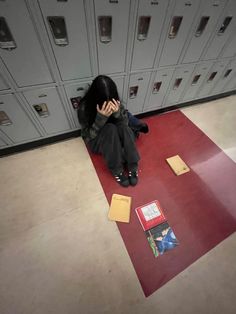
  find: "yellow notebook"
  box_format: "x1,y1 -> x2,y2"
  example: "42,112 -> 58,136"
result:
166,155 -> 190,176
108,194 -> 131,223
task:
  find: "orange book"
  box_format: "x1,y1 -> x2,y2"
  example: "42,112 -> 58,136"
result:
108,194 -> 131,223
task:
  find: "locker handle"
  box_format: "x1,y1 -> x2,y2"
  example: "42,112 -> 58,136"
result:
0,17 -> 17,50
195,16 -> 210,37
137,16 -> 151,41
33,104 -> 50,118
169,16 -> 183,39
76,87 -> 84,91
0,110 -> 12,126
71,97 -> 81,110
173,78 -> 182,89
191,74 -> 201,85
38,94 -> 47,98
129,86 -> 138,98
217,16 -> 232,35
47,16 -> 69,46
109,0 -> 118,3
152,82 -> 162,94
207,72 -> 217,82
224,69 -> 232,78
98,16 -> 112,44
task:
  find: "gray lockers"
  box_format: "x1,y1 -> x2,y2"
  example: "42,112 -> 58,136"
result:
0,0 -> 236,150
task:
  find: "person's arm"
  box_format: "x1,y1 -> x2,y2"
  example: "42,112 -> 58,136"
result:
78,101 -> 112,143
109,99 -> 128,124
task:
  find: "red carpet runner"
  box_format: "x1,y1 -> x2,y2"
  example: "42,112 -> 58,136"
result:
89,110 -> 236,297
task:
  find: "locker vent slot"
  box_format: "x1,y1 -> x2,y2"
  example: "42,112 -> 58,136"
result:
169,16 -> 183,39
224,69 -> 232,78
0,111 -> 12,126
195,16 -> 210,37
207,72 -> 217,82
33,104 -> 50,117
98,16 -> 112,43
47,16 -> 69,46
152,82 -> 162,93
191,74 -> 201,85
137,16 -> 151,41
173,78 -> 182,89
129,86 -> 139,98
0,17 -> 17,50
218,16 -> 232,35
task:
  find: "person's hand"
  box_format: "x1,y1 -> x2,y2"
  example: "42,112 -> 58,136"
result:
108,99 -> 120,113
96,101 -> 113,117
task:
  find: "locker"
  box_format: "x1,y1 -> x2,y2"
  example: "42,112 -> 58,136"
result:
221,72 -> 236,92
0,74 -> 9,91
211,59 -> 236,94
221,33 -> 236,58
65,82 -> 91,128
0,94 -> 40,143
94,0 -> 130,74
0,132 -> 8,147
159,0 -> 200,67
0,0 -> 53,87
127,72 -> 151,114
144,68 -> 174,111
38,0 -> 92,81
164,64 -> 195,106
23,87 -> 71,135
131,0 -> 169,71
182,0 -> 226,64
197,60 -> 228,98
203,0 -> 236,60
111,76 -> 124,101
182,61 -> 213,101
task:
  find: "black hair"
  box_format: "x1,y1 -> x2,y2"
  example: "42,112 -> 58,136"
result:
81,75 -> 120,126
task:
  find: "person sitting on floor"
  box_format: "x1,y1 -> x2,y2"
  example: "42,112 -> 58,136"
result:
78,75 -> 148,187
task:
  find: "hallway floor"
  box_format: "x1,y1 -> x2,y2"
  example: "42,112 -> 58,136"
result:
0,95 -> 236,314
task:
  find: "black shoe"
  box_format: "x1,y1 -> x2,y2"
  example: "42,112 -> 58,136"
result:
139,123 -> 149,134
128,170 -> 138,186
114,172 -> 129,187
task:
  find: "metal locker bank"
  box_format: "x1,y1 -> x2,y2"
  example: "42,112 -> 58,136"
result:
0,0 -> 235,153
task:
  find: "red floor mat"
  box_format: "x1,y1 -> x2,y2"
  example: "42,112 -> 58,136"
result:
89,110 -> 236,297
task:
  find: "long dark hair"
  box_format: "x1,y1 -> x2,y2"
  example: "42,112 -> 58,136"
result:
81,75 -> 120,126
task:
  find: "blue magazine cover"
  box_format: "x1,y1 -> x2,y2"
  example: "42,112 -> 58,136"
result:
145,221 -> 179,257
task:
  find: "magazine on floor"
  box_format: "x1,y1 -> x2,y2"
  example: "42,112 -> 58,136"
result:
135,200 -> 179,257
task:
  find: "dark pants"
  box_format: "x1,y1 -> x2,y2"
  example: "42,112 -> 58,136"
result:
89,122 -> 140,174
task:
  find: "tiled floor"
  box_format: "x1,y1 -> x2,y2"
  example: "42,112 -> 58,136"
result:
0,96 -> 236,314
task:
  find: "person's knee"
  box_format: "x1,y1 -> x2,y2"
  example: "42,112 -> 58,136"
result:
103,123 -> 118,138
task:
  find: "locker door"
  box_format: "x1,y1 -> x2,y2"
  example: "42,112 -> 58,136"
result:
0,74 -> 9,91
198,60 -> 228,98
211,59 -> 236,94
182,0 -> 226,63
203,0 -> 236,60
221,34 -> 236,58
145,68 -> 174,111
131,0 -> 169,71
38,0 -> 92,81
159,0 -> 200,66
221,72 -> 236,92
23,87 -> 71,135
164,64 -> 195,106
0,0 -> 53,87
0,132 -> 8,148
65,82 -> 91,128
94,0 -> 130,74
111,76 -> 124,100
127,72 -> 151,114
182,61 -> 213,101
0,94 -> 40,143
